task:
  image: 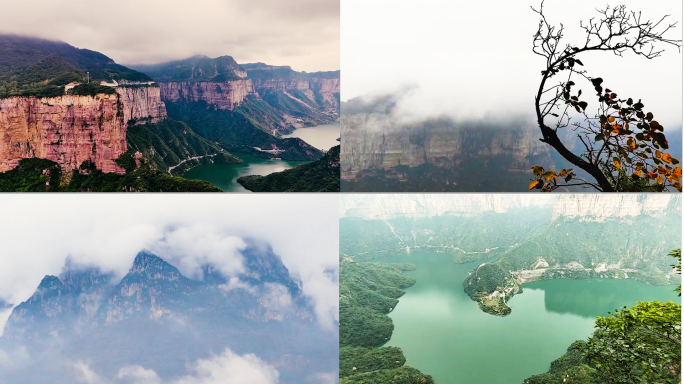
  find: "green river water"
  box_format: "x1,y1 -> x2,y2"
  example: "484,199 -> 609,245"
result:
384,252 -> 679,384
182,122 -> 339,191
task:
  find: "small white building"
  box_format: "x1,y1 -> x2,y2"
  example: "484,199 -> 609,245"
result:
64,82 -> 81,93
100,79 -> 119,87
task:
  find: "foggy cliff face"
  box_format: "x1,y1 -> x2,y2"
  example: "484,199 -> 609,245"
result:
0,247 -> 337,384
340,104 -> 576,192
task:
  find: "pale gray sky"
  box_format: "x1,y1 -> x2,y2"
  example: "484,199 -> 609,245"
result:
0,0 -> 339,72
0,194 -> 339,334
342,0 -> 683,127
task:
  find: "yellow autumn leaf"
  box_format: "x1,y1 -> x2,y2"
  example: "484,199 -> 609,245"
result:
613,160 -> 621,169
674,167 -> 682,178
531,166 -> 544,177
542,171 -> 557,181
661,153 -> 672,164
607,116 -> 615,123
655,150 -> 662,159
674,182 -> 682,192
528,180 -> 542,190
657,176 -> 663,184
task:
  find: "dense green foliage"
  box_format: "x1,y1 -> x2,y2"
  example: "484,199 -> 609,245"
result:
0,35 -> 150,98
67,82 -> 117,97
339,256 -> 435,383
165,100 -> 323,161
523,342 -> 597,384
0,157 -> 220,192
237,145 -> 339,192
581,301 -> 681,384
126,119 -> 241,175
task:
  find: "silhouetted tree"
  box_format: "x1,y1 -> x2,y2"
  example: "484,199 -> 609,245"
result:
528,2 -> 682,192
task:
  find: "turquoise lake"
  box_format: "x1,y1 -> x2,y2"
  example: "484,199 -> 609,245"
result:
384,252 -> 679,384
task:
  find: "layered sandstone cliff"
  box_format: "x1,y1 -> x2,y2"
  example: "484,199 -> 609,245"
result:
552,194 -> 681,221
0,94 -> 126,173
341,114 -> 556,179
251,78 -> 340,108
159,80 -> 257,110
339,194 -> 555,219
115,86 -> 167,124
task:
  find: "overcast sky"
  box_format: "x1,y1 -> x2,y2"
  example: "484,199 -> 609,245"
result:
0,194 -> 339,335
342,0 -> 683,127
0,0 -> 339,72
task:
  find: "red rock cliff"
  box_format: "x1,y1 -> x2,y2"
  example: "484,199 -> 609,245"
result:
159,80 -> 257,110
252,78 -> 340,108
0,94 -> 127,173
115,86 -> 167,124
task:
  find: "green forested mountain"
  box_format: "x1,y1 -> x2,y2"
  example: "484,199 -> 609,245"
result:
463,213 -> 681,316
237,145 -> 339,192
339,255 -> 435,384
0,35 -> 151,97
129,55 -> 245,82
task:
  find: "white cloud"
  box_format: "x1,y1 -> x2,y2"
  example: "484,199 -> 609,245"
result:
74,361 -> 108,384
172,348 -> 279,384
117,365 -> 163,384
262,283 -> 293,309
0,194 -> 339,335
342,0 -> 682,127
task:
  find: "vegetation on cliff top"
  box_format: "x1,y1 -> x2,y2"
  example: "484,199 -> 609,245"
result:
237,145 -> 339,192
339,256 -> 435,384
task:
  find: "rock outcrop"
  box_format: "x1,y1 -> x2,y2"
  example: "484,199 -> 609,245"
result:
339,194 -> 555,219
115,86 -> 167,124
159,80 -> 257,110
552,194 -> 681,221
0,94 -> 127,173
251,78 -> 340,109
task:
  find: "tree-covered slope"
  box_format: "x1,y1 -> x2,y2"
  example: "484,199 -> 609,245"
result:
126,118 -> 241,175
339,255 -> 435,384
0,157 -> 220,192
339,209 -> 552,262
165,99 -> 324,161
237,145 -> 339,192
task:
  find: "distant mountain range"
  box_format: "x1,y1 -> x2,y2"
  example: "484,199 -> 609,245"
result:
0,248 -> 337,383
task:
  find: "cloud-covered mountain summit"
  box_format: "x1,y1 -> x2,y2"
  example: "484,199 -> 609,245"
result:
0,247 -> 336,384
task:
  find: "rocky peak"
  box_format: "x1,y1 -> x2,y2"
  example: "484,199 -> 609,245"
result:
240,243 -> 301,295
129,250 -> 182,278
36,275 -> 63,291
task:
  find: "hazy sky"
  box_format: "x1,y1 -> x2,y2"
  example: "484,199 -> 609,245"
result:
0,0 -> 339,71
0,194 -> 339,335
342,0 -> 683,126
